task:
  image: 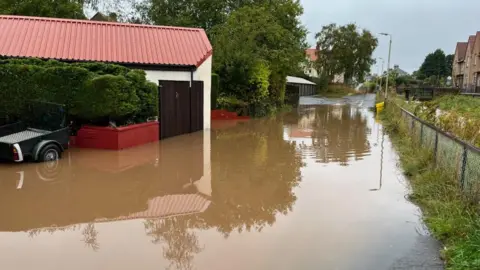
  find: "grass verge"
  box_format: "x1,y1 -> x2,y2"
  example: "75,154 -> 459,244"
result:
392,94 -> 480,147
380,103 -> 480,270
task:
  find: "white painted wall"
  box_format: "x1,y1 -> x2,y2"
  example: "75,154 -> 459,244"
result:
144,55 -> 212,130
144,57 -> 212,195
301,60 -> 345,84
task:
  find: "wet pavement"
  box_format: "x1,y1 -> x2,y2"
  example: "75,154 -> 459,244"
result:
0,94 -> 443,270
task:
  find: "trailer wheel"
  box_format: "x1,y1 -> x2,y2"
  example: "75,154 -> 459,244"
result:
38,144 -> 62,162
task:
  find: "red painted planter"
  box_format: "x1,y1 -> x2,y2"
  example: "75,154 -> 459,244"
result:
211,110 -> 250,120
75,121 -> 159,150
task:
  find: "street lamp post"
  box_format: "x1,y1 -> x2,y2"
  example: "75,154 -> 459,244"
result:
380,33 -> 392,99
377,57 -> 384,93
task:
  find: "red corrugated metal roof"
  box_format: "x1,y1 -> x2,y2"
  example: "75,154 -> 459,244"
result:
0,15 -> 212,67
95,194 -> 211,223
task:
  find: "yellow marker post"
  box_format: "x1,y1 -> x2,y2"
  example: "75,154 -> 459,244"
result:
376,102 -> 384,113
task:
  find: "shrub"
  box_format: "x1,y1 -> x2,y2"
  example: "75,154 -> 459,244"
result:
211,73 -> 220,109
0,64 -> 43,118
126,70 -> 158,122
36,66 -> 92,112
249,60 -> 271,102
73,62 -> 130,76
72,75 -> 140,121
217,96 -> 248,115
312,73 -> 330,93
363,81 -> 377,92
0,58 -> 65,67
0,58 -> 157,126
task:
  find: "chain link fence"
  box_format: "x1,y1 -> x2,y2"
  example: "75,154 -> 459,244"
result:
399,107 -> 480,200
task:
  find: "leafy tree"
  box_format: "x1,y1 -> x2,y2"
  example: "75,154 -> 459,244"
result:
135,0 -> 228,32
211,4 -> 306,111
412,70 -> 425,80
136,0 -> 306,110
395,75 -> 412,87
315,23 -> 378,83
0,0 -> 86,18
418,49 -> 448,79
446,54 -> 454,77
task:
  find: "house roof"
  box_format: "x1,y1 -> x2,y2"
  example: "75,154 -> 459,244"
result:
287,76 -> 316,85
456,42 -> 468,62
393,65 -> 409,76
1,193 -> 211,232
95,194 -> 211,223
467,35 -> 476,54
0,15 -> 212,67
90,12 -> 110,22
306,48 -> 318,61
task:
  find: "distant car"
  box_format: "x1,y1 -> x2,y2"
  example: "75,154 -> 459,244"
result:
0,102 -> 69,163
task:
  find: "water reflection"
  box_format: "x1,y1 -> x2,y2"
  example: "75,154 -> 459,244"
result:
208,117 -> 303,235
0,116 -> 303,269
285,104 -> 371,165
144,218 -> 203,270
0,99 -> 430,270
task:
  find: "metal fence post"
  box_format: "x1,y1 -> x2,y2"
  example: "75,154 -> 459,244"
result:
460,146 -> 468,190
420,123 -> 424,146
434,131 -> 439,164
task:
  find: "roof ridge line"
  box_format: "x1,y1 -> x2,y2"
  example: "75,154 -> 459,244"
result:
0,15 -> 205,32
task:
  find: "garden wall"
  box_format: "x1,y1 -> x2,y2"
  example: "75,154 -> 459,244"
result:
75,122 -> 159,150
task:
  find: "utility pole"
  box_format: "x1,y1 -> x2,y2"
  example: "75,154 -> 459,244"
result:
377,57 -> 384,93
380,33 -> 392,99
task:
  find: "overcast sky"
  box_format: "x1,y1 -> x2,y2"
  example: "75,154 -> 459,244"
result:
300,0 -> 480,74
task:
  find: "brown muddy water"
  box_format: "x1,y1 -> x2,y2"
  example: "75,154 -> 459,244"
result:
0,95 -> 441,270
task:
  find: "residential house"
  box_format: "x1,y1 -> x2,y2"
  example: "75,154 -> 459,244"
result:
464,35 -> 476,90
305,48 -> 319,77
90,11 -> 118,22
452,42 -> 468,87
471,32 -> 480,92
393,65 -> 409,76
304,48 -> 345,83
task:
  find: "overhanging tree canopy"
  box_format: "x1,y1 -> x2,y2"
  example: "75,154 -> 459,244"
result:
315,23 -> 378,82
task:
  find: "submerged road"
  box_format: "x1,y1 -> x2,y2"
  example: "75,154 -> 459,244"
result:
0,94 -> 443,270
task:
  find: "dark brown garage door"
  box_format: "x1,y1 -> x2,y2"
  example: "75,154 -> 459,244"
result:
190,81 -> 204,133
159,80 -> 204,139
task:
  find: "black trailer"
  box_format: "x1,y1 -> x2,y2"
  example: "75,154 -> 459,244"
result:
0,102 -> 69,163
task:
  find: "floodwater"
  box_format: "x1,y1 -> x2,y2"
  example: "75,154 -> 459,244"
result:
0,94 -> 442,270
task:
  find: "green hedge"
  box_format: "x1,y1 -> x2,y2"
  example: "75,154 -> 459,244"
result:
0,64 -> 43,117
74,74 -> 139,120
126,70 -> 158,122
37,66 -> 92,112
0,58 -> 157,126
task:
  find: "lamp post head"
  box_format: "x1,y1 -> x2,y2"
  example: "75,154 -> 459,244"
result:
379,32 -> 389,36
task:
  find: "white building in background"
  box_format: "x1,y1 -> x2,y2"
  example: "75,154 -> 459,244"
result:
304,48 -> 345,84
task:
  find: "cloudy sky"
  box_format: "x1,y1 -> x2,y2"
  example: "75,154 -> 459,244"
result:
300,0 -> 480,74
